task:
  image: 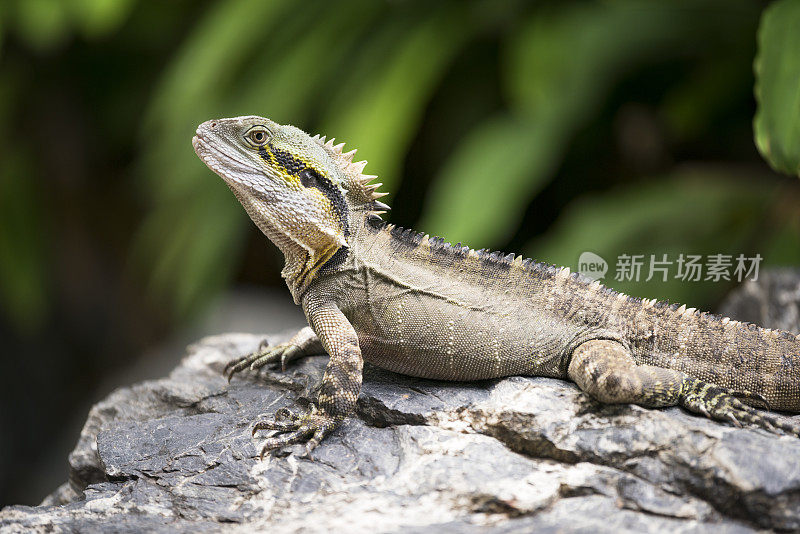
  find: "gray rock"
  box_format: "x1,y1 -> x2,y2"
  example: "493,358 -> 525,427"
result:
3,271 -> 800,533
719,268 -> 800,335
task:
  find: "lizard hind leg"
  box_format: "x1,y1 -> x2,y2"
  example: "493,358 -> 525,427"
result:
568,339 -> 800,437
568,339 -> 685,408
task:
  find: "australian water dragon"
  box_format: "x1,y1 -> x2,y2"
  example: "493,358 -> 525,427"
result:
192,116 -> 800,457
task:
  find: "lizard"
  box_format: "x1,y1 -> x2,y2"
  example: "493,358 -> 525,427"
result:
192,115 -> 800,458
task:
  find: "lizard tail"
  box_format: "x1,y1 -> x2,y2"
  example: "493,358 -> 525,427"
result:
644,308 -> 800,412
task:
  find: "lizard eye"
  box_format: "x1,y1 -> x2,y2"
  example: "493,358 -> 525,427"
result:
245,126 -> 269,146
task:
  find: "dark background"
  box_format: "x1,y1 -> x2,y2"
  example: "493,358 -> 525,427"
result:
1,0 -> 798,506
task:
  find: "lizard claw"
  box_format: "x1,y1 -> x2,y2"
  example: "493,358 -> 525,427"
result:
223,341 -> 303,381
680,377 -> 799,437
252,405 -> 341,459
729,389 -> 771,411
725,412 -> 743,428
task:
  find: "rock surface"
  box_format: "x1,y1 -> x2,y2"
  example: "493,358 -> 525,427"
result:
2,270 -> 800,533
719,268 -> 800,335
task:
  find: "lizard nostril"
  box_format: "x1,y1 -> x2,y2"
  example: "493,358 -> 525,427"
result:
210,122 -> 217,128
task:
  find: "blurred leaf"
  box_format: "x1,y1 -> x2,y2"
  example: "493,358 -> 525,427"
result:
418,115 -> 560,247
662,56 -> 752,141
506,1 -> 719,121
138,192 -> 244,316
13,0 -> 70,51
0,150 -> 49,331
67,0 -> 136,39
754,0 -> 800,177
526,167 -> 777,308
763,222 -> 800,267
321,6 -> 472,192
421,1 -> 744,248
233,0 -> 384,124
761,188 -> 800,265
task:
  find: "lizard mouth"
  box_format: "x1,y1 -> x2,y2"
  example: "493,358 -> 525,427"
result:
193,130 -> 267,191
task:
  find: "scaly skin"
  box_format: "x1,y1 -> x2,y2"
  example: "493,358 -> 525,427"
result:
193,116 -> 800,458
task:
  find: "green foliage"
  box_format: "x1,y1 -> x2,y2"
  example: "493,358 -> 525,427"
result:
68,0 -> 136,39
320,6 -> 473,191
5,0 -> 135,51
0,61 -> 49,331
528,168 -> 795,307
754,0 -> 800,177
11,0 -> 70,51
420,115 -> 556,247
0,148 -> 48,331
420,1 -> 756,246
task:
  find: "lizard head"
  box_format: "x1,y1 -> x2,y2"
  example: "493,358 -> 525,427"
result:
193,115 -> 387,299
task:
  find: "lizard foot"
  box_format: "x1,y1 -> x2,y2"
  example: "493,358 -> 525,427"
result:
680,378 -> 799,437
224,340 -> 304,381
251,406 -> 341,458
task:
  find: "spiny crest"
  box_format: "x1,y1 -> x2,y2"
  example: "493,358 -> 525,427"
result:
312,134 -> 390,212
375,221 -> 578,281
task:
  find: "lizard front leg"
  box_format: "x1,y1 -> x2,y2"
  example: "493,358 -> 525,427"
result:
568,339 -> 800,436
252,296 -> 363,457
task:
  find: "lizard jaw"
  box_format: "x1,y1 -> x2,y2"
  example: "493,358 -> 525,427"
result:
193,129 -> 269,194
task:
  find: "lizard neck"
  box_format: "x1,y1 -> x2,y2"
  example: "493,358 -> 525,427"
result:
284,205 -> 381,303
228,185 -> 342,303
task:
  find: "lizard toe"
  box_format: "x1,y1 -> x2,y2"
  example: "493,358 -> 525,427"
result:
728,389 -> 771,411
224,355 -> 256,381
680,377 -> 800,437
259,426 -> 314,459
224,342 -> 300,381
252,406 -> 341,459
252,418 -> 299,435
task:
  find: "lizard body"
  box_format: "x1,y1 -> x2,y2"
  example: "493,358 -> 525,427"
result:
193,116 -> 800,456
